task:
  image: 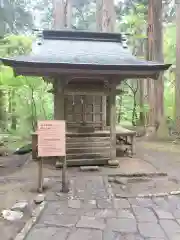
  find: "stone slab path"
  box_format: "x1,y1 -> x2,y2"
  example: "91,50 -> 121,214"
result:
25,176 -> 180,240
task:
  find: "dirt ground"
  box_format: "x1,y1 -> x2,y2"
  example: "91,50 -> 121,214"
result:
0,139 -> 179,240
0,139 -> 180,212
136,140 -> 180,179
0,139 -> 180,239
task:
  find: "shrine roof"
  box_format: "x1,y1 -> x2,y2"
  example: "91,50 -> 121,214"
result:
0,30 -> 171,78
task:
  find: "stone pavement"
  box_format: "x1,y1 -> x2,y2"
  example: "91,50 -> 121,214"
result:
25,175 -> 180,240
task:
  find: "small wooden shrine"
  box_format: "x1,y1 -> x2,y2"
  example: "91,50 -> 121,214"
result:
0,30 -> 171,165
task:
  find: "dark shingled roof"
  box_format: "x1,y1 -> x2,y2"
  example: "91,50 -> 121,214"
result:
0,30 -> 171,75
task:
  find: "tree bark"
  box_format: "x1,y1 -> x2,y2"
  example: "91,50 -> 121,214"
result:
11,88 -> 17,130
152,0 -> 164,124
137,39 -> 146,126
96,0 -> 116,32
101,0 -> 116,32
139,79 -> 145,125
96,0 -> 103,31
96,0 -> 116,126
147,0 -> 163,127
147,0 -> 156,127
30,87 -> 37,132
66,0 -> 72,28
53,0 -> 65,29
53,0 -> 72,29
175,1 -> 180,134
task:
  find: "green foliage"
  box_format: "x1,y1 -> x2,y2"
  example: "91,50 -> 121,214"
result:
163,23 -> 176,119
164,81 -> 174,118
164,24 -> 176,64
72,2 -> 96,30
14,76 -> 53,135
0,0 -> 177,137
116,1 -> 176,125
0,35 -> 53,138
0,35 -> 32,57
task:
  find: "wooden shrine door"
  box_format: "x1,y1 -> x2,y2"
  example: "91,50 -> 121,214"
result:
65,95 -> 106,130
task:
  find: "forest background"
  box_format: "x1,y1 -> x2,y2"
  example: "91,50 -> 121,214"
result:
0,0 -> 177,142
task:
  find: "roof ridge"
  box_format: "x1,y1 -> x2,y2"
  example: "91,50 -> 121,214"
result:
41,30 -> 122,43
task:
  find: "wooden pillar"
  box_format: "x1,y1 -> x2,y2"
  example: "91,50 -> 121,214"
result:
102,96 -> 106,130
110,83 -> 116,160
106,97 -> 110,126
32,133 -> 38,160
53,80 -> 68,192
53,80 -> 65,120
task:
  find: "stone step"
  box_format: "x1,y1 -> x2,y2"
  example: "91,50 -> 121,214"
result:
56,157 -> 110,167
67,152 -> 110,160
80,166 -> 100,171
67,146 -> 111,154
66,132 -> 110,137
66,137 -> 110,143
66,141 -> 111,148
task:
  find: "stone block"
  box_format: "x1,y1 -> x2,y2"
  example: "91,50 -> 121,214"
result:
117,209 -> 135,219
76,216 -> 105,230
108,160 -> 119,167
106,218 -> 137,233
113,198 -> 130,209
34,194 -> 45,204
80,166 -> 100,172
114,177 -> 127,185
68,229 -> 102,240
154,208 -> 174,220
138,222 -> 165,238
2,210 -> 23,221
40,215 -> 78,228
68,199 -> 81,209
133,206 -> 157,222
11,201 -> 29,212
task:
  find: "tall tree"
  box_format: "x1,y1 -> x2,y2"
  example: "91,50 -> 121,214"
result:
175,0 -> 180,134
96,0 -> 116,32
96,0 -> 116,126
102,0 -> 116,32
66,0 -> 72,28
138,40 -> 146,126
153,0 -> 164,125
146,0 -> 163,129
96,0 -> 103,31
53,0 -> 65,29
53,0 -> 73,29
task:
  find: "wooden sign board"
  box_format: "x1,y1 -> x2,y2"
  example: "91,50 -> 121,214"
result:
37,120 -> 66,157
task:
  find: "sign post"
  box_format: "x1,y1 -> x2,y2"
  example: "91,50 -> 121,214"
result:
37,120 -> 68,193
62,155 -> 68,193
38,157 -> 43,193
